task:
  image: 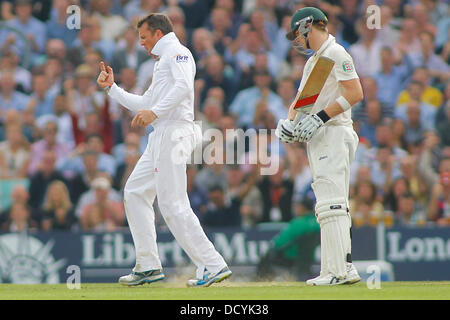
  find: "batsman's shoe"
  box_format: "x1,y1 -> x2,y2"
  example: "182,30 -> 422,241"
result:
345,263 -> 361,285
305,273 -> 328,286
306,273 -> 348,286
186,267 -> 232,287
306,264 -> 360,286
118,269 -> 165,286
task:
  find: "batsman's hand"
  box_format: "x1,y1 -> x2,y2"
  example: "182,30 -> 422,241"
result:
131,110 -> 157,127
97,61 -> 114,89
294,113 -> 324,142
275,119 -> 297,144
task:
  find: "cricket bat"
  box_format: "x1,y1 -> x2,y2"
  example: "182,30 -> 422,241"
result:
293,56 -> 335,122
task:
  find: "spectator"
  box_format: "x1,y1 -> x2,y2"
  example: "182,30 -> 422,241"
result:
400,155 -> 428,205
336,0 -> 360,45
0,0 -> 47,62
111,26 -> 149,74
91,0 -> 128,43
395,192 -> 426,226
197,97 -> 224,132
395,94 -> 436,132
349,18 -> 383,78
350,180 -> 385,227
357,99 -> 384,148
410,2 -> 437,36
198,53 -> 236,109
1,202 -> 38,232
369,144 -> 402,196
352,77 -> 392,122
189,28 -> 216,72
27,118 -> 71,176
394,18 -> 421,60
202,165 -> 259,228
384,176 -> 410,213
373,46 -> 411,109
228,26 -> 280,79
36,94 -> 75,149
257,159 -> 294,223
276,77 -> 296,116
112,144 -> 140,192
195,161 -> 228,193
28,149 -> 67,210
207,6 -> 234,56
45,0 -> 78,47
66,19 -> 113,68
124,0 -> 166,21
112,130 -> 145,167
427,157 -> 450,225
0,71 -> 30,115
40,180 -> 77,231
398,100 -> 432,149
229,69 -> 284,128
408,31 -> 450,82
179,0 -> 209,30
80,176 -> 124,231
396,67 -> 444,108
57,133 -> 116,180
0,123 -> 30,179
0,50 -> 32,93
225,164 -> 263,228
0,183 -> 39,228
66,150 -> 100,204
204,0 -> 243,40
26,73 -> 56,118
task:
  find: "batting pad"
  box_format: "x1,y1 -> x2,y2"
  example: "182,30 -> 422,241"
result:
319,213 -> 351,279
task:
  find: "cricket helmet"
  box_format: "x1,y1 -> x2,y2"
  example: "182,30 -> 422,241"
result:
286,7 -> 328,41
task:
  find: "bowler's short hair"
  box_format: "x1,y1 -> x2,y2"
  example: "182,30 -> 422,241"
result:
137,13 -> 173,35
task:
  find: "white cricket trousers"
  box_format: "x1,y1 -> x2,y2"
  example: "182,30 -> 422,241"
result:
123,120 -> 227,277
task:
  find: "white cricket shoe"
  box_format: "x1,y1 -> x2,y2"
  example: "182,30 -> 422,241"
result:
306,263 -> 361,286
118,269 -> 165,286
345,263 -> 361,284
187,267 -> 232,287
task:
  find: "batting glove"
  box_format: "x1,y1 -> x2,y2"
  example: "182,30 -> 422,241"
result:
294,110 -> 330,142
275,119 -> 297,144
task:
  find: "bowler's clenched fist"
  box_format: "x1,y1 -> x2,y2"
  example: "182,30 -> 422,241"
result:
131,110 -> 158,127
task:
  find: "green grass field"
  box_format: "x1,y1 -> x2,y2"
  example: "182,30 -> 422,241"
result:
0,281 -> 449,300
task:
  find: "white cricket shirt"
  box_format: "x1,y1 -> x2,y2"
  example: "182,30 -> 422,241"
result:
298,34 -> 359,127
108,32 -> 195,127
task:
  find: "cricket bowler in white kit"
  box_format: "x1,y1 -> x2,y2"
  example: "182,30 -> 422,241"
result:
96,13 -> 231,287
275,7 -> 363,286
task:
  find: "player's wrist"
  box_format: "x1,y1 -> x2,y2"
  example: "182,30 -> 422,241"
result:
316,110 -> 330,123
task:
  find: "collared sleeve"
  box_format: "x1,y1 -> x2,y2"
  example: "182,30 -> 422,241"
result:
150,51 -> 194,118
108,83 -> 150,113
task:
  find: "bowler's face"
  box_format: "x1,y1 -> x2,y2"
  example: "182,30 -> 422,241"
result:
138,24 -> 160,55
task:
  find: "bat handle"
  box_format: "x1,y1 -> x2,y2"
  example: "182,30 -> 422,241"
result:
293,112 -> 302,126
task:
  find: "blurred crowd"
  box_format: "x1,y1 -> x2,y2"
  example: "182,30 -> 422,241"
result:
0,0 -> 448,233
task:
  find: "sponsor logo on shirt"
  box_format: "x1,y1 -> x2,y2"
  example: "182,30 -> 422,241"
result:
175,54 -> 189,63
342,60 -> 354,72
